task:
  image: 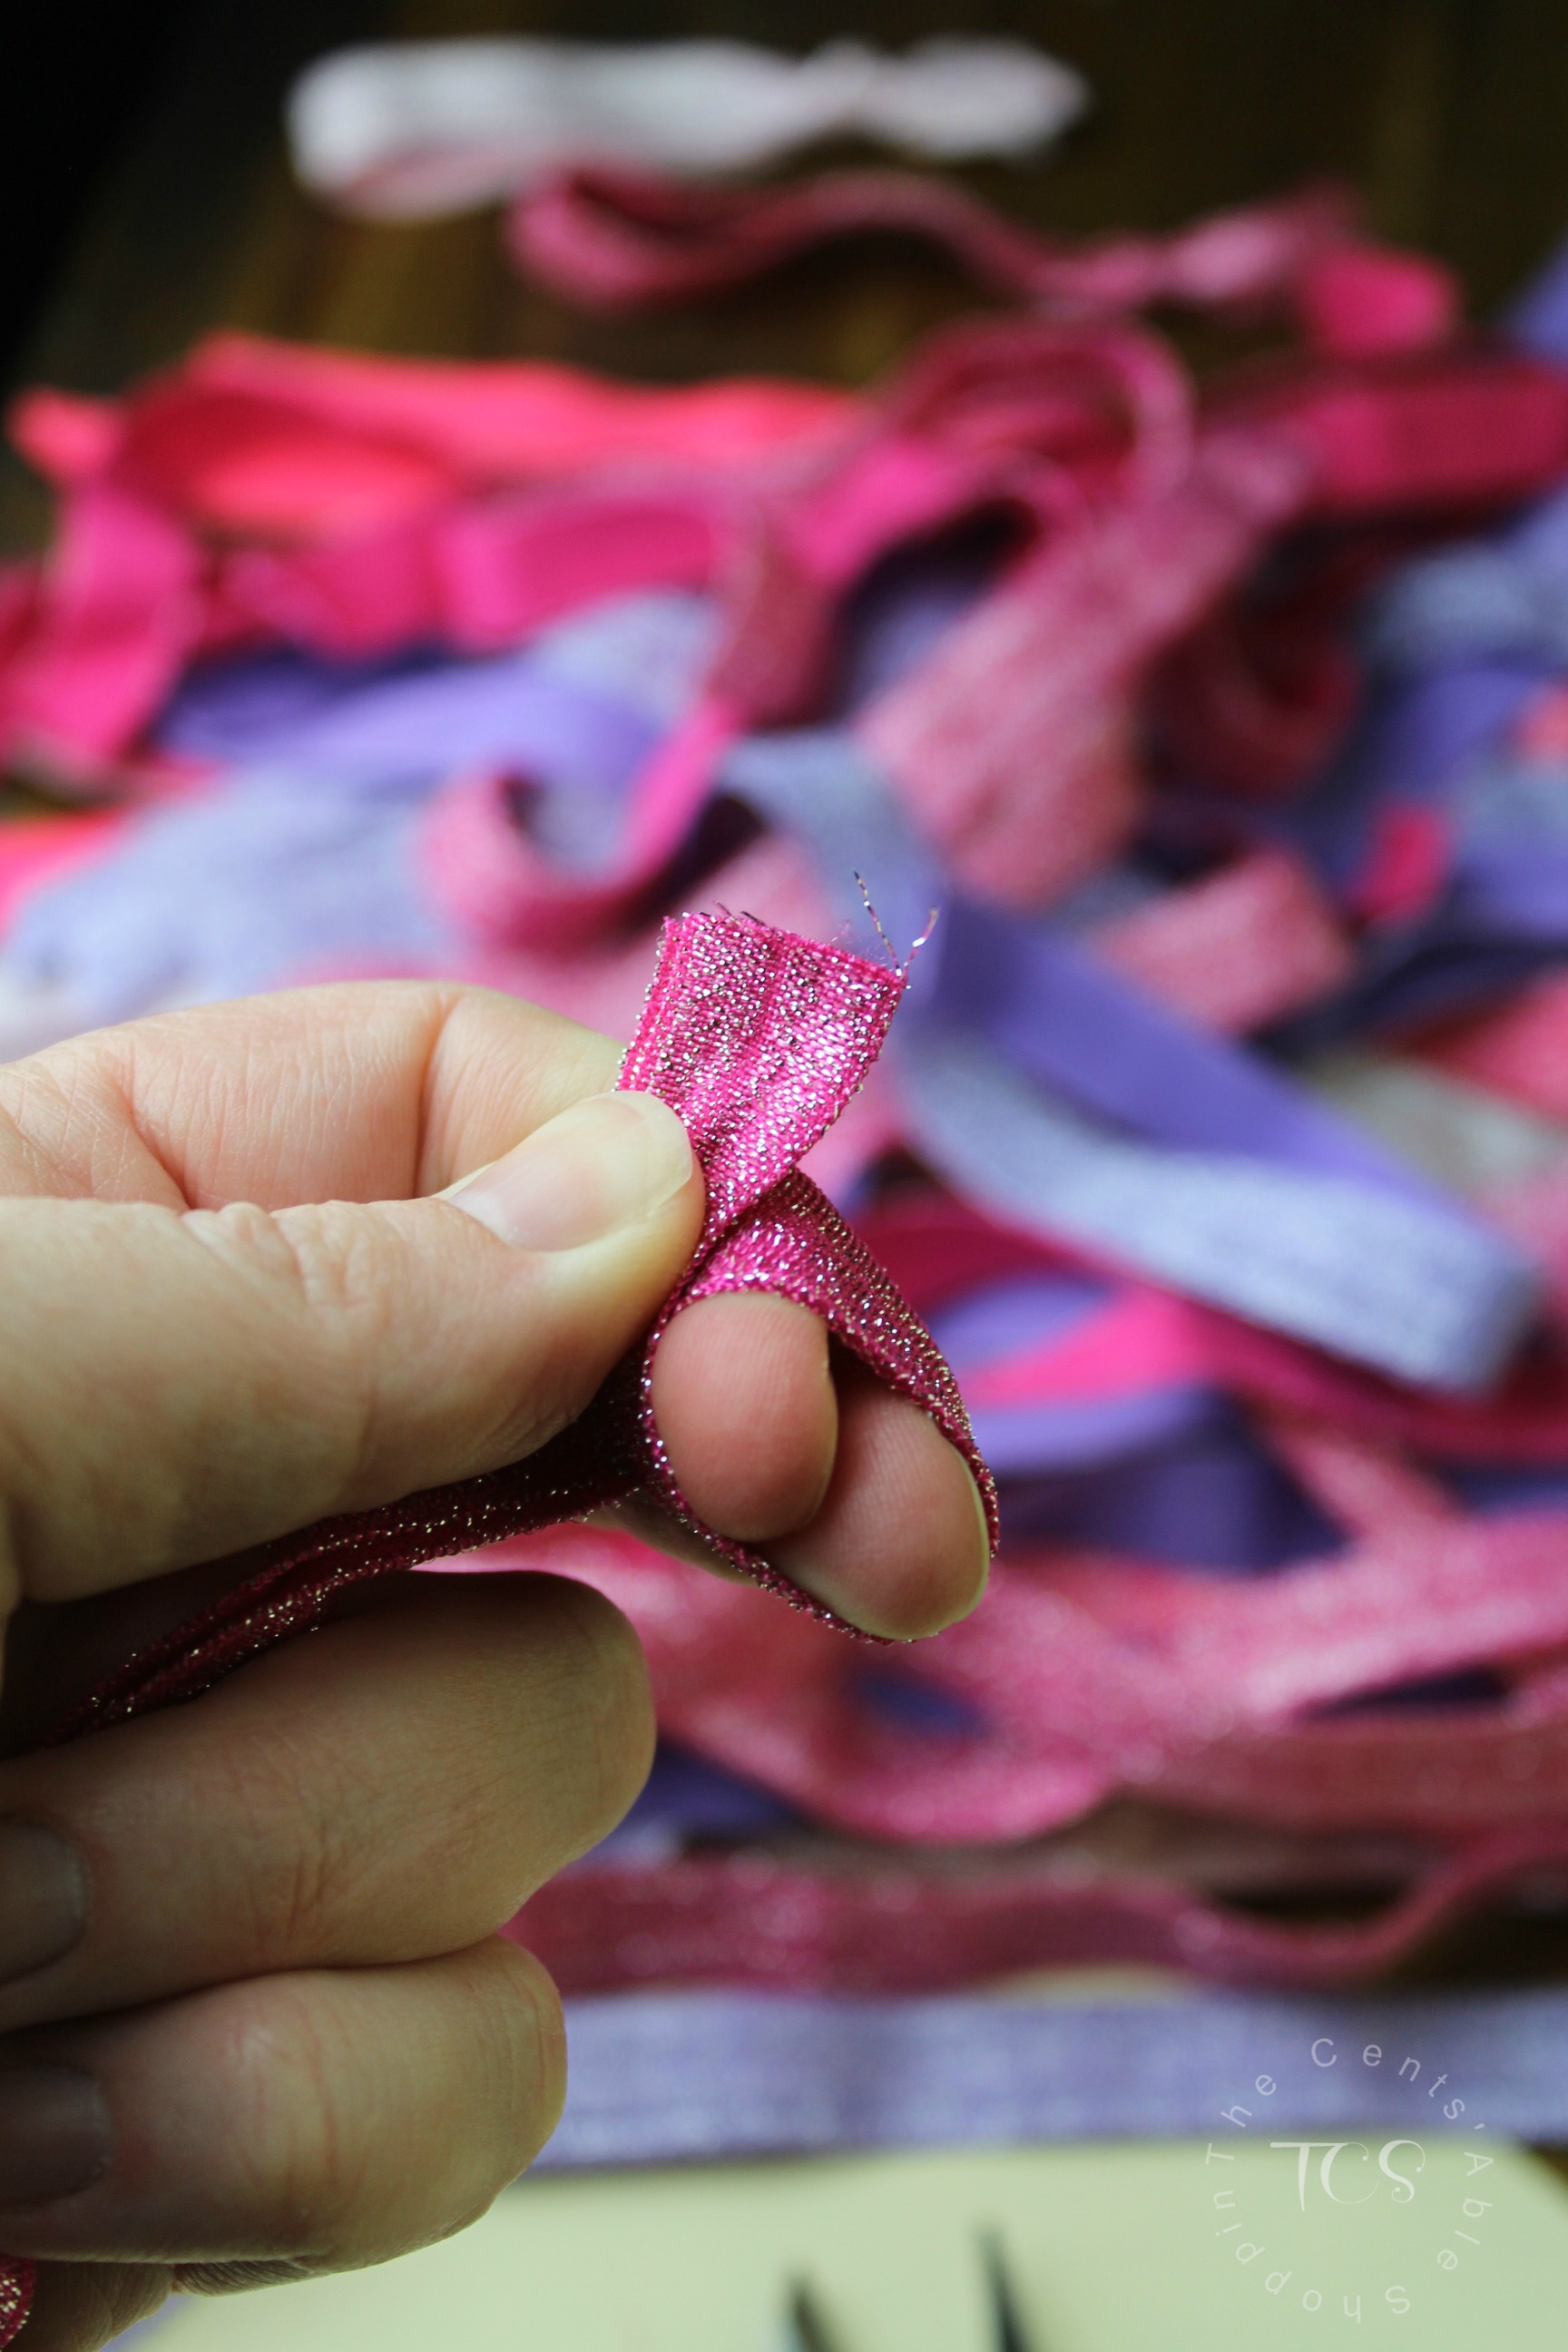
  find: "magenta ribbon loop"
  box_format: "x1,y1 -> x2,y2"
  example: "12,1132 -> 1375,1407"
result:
54,911 -> 997,1751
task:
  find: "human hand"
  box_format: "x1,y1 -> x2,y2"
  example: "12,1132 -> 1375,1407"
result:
0,981 -> 988,2349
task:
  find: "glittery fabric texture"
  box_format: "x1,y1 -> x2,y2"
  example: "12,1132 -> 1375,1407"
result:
615,912 -> 997,1593
0,2261 -> 34,2352
513,1819 -> 1568,1996
54,911 -> 998,1741
620,910 -> 904,1221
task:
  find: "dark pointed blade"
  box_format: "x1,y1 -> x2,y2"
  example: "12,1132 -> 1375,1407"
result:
981,2235 -> 1035,2352
785,2277 -> 843,2352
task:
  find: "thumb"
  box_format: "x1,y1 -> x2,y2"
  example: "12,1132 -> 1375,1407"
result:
0,1092 -> 701,1612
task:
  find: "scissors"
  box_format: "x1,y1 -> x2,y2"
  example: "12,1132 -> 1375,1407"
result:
785,2233 -> 1034,2351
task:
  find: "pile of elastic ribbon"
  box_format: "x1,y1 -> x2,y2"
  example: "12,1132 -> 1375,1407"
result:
11,168 -> 1568,2022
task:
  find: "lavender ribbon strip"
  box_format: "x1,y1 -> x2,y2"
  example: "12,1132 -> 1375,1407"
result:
0,594 -> 714,1041
2,771 -> 459,1033
89,1981 -> 1563,2334
1366,482 -> 1568,677
162,589 -> 712,767
161,646 -> 653,784
723,730 -> 1538,1391
932,897 -> 1443,1196
900,1025 -> 1534,1391
544,1985 -> 1568,2164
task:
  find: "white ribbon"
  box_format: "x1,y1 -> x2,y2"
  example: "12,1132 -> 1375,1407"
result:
287,36 -> 1091,218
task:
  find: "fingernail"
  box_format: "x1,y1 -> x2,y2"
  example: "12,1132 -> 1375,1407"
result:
0,1820 -> 86,1985
443,1092 -> 694,1251
0,2065 -> 111,2207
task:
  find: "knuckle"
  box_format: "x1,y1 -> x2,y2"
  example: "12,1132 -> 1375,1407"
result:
269,1203 -> 398,1335
191,1199 -> 404,1489
218,1985 -> 363,2257
186,1198 -> 397,1355
228,1949 -> 563,2263
457,1942 -> 567,2192
534,1579 -> 655,1847
406,1948 -> 565,2242
273,1206 -> 441,1491
550,1573 -> 649,1696
211,1726 -> 364,1972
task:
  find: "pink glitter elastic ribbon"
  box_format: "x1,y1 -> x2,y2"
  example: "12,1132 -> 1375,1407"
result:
459,1522 -> 1568,1998
0,912 -> 995,2344
471,1506 -> 1568,1852
0,2269 -> 31,2352
513,1818 -> 1568,1997
54,910 -> 996,1743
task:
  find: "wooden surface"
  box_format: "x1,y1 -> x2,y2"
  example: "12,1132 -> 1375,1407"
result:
8,0 -> 1568,541
6,0 -> 1568,536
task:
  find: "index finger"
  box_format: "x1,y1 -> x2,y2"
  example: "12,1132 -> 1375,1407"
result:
0,982 -> 622,1211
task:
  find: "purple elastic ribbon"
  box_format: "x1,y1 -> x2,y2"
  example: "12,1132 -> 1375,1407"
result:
544,1984 -> 1568,2164
723,729 -> 1538,1391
